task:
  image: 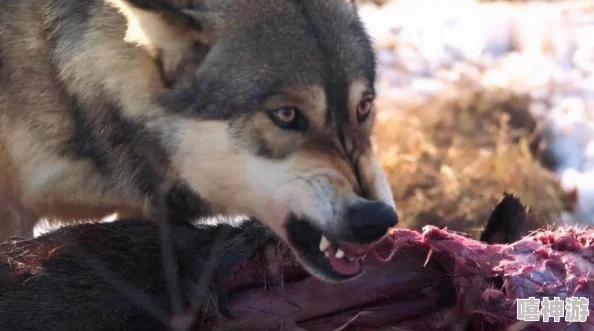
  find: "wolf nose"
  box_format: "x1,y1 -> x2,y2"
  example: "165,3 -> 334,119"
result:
347,201 -> 399,243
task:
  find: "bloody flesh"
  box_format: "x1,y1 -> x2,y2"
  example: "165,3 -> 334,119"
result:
1,195 -> 593,331
221,224 -> 594,331
218,194 -> 594,331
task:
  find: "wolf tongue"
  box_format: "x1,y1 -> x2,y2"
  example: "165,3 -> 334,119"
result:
325,245 -> 360,276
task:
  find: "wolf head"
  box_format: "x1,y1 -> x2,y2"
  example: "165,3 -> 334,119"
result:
111,0 -> 399,282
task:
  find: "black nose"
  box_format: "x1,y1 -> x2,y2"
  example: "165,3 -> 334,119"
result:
347,201 -> 399,242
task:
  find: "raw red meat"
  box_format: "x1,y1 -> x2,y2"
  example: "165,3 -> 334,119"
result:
1,194 -> 593,331
220,195 -> 594,331
219,223 -> 594,330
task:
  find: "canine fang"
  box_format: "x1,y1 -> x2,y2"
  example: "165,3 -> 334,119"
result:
319,236 -> 331,252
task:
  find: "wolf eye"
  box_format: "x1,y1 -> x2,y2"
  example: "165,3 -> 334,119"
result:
267,107 -> 308,131
356,98 -> 373,123
272,107 -> 295,123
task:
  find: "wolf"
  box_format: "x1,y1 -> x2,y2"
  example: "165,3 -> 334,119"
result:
0,0 -> 399,282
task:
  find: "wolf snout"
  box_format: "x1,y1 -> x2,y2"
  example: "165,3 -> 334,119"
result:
346,201 -> 399,243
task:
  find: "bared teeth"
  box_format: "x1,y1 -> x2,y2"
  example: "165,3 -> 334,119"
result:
319,236 -> 331,252
319,237 -> 359,261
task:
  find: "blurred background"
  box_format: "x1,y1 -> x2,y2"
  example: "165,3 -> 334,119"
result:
355,0 -> 594,237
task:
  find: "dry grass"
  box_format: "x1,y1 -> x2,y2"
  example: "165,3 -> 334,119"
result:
372,81 -> 568,238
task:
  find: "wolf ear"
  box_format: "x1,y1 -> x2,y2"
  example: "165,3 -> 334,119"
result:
107,0 -> 213,77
